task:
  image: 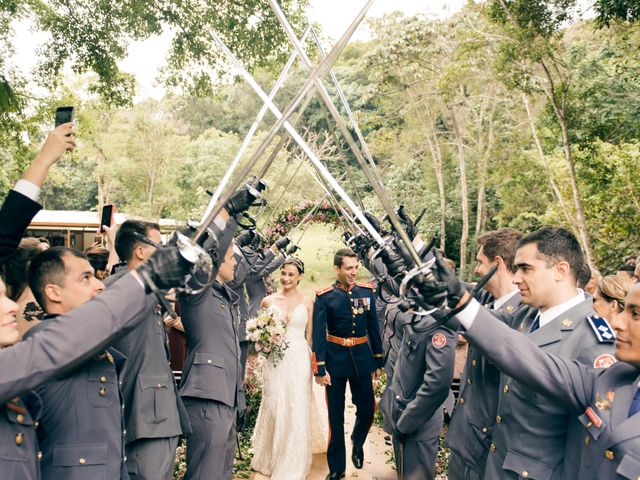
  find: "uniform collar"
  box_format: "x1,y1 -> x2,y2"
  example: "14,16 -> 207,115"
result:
539,289 -> 585,329
493,288 -> 519,310
334,280 -> 354,292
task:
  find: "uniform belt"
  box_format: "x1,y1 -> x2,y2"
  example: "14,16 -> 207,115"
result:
326,334 -> 367,347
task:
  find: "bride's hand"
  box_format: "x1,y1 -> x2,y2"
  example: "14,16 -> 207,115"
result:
315,373 -> 331,387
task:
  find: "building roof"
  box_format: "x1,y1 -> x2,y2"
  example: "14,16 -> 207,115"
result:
29,210 -> 181,229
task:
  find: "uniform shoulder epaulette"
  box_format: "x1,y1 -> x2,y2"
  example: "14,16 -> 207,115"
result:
315,285 -> 334,296
355,281 -> 375,289
587,315 -> 616,343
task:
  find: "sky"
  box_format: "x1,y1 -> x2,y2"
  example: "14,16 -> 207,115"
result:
12,0 -> 466,101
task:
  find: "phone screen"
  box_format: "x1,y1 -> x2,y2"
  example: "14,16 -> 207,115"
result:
55,106 -> 75,127
100,204 -> 114,233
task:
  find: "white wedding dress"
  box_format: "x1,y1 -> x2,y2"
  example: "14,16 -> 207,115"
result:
251,304 -> 327,479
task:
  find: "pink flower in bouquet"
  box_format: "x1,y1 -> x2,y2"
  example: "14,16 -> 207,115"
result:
287,213 -> 295,222
255,341 -> 263,352
262,344 -> 271,353
321,201 -> 330,209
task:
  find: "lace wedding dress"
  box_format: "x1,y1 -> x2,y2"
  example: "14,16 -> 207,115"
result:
251,304 -> 327,479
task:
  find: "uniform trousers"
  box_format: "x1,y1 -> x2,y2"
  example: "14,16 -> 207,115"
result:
183,398 -> 236,480
392,409 -> 442,480
126,435 -> 180,480
447,452 -> 484,480
240,341 -> 249,381
326,373 -> 375,473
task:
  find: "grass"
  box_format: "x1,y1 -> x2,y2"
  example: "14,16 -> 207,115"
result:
286,223 -> 371,295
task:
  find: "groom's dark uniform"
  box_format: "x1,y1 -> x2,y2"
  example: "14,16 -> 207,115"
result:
312,281 -> 384,476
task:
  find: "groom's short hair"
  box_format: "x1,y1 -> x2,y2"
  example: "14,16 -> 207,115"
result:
334,248 -> 357,267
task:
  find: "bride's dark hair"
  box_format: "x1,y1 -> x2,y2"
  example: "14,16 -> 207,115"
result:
282,257 -> 304,274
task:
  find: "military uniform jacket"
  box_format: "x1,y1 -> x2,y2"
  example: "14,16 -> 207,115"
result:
381,319 -> 456,438
179,280 -> 246,410
244,246 -> 286,320
106,268 -> 189,444
383,306 -> 410,381
463,303 -> 640,479
0,396 -> 40,480
25,317 -> 127,480
229,247 -> 280,342
465,298 -> 616,480
446,292 -> 526,474
312,282 -> 384,378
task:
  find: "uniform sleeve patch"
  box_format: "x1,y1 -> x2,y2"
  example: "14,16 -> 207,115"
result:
587,315 -> 616,343
593,353 -> 617,369
315,286 -> 333,296
432,332 -> 447,349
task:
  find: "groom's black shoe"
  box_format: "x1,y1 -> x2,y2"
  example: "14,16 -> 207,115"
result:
352,444 -> 364,469
326,472 -> 345,480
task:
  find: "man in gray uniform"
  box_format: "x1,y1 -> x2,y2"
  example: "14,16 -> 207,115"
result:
380,317 -> 456,479
107,220 -> 190,479
179,241 -> 244,479
447,228 -> 527,480
416,227 -> 616,479
0,245 -> 193,480
446,282 -> 640,479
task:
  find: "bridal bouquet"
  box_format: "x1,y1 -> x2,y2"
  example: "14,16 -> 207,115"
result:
246,307 -> 289,365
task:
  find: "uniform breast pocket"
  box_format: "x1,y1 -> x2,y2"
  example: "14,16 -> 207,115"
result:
139,374 -> 172,424
503,450 -> 553,480
192,352 -> 226,392
51,443 -> 107,480
86,364 -> 116,408
403,334 -> 420,358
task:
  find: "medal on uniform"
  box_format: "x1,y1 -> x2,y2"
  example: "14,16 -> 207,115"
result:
358,307 -> 364,314
595,393 -> 610,410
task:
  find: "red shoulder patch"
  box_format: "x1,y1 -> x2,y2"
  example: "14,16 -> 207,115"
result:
593,353 -> 617,369
432,332 -> 447,349
315,286 -> 333,296
356,281 -> 375,289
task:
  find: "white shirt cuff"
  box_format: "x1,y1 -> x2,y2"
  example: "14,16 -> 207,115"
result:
455,298 -> 480,330
13,179 -> 41,201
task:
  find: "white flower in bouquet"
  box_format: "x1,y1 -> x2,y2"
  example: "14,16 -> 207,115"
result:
246,307 -> 290,366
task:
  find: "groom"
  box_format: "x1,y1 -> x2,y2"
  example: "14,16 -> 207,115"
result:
313,248 -> 384,480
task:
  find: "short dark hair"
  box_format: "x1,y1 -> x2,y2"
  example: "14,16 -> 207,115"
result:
476,228 -> 523,274
577,263 -> 592,289
3,238 -> 44,301
334,248 -> 357,267
115,220 -> 160,262
517,227 -> 583,281
618,264 -> 635,273
86,247 -> 110,273
28,247 -> 87,312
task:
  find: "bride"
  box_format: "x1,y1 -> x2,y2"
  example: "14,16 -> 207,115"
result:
251,258 -> 326,479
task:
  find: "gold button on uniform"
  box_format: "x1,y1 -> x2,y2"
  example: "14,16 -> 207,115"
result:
496,415 -> 502,423
482,427 -> 488,433
156,384 -> 162,389
490,443 -> 496,453
472,359 -> 477,367
99,387 -> 106,396
15,433 -> 23,446
16,414 -> 24,423
459,397 -> 465,405
605,450 -> 615,460
79,458 -> 86,465
586,421 -> 592,428
100,376 -> 107,383
467,378 -> 472,385
503,385 -> 510,394
38,451 -> 42,460
522,471 -> 529,478
207,360 -> 212,364
584,435 -> 590,445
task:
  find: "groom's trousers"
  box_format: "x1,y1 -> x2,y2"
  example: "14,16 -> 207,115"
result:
326,374 -> 375,473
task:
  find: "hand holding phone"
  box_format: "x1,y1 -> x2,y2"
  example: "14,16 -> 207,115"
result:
55,106 -> 75,128
100,204 -> 115,233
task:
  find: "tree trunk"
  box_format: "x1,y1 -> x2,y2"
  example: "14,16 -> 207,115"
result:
423,112 -> 447,251
475,94 -> 497,238
521,93 -> 578,233
450,105 -> 469,275
539,61 -> 594,267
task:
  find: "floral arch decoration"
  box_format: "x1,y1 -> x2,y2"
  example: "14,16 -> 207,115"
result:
263,199 -> 341,245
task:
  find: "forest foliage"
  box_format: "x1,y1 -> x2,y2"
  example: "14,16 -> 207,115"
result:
1,0 -> 640,276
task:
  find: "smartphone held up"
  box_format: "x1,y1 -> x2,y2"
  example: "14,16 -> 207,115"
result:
100,204 -> 115,233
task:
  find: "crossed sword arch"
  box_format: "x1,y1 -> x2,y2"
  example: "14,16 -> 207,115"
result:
185,0 -> 438,309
